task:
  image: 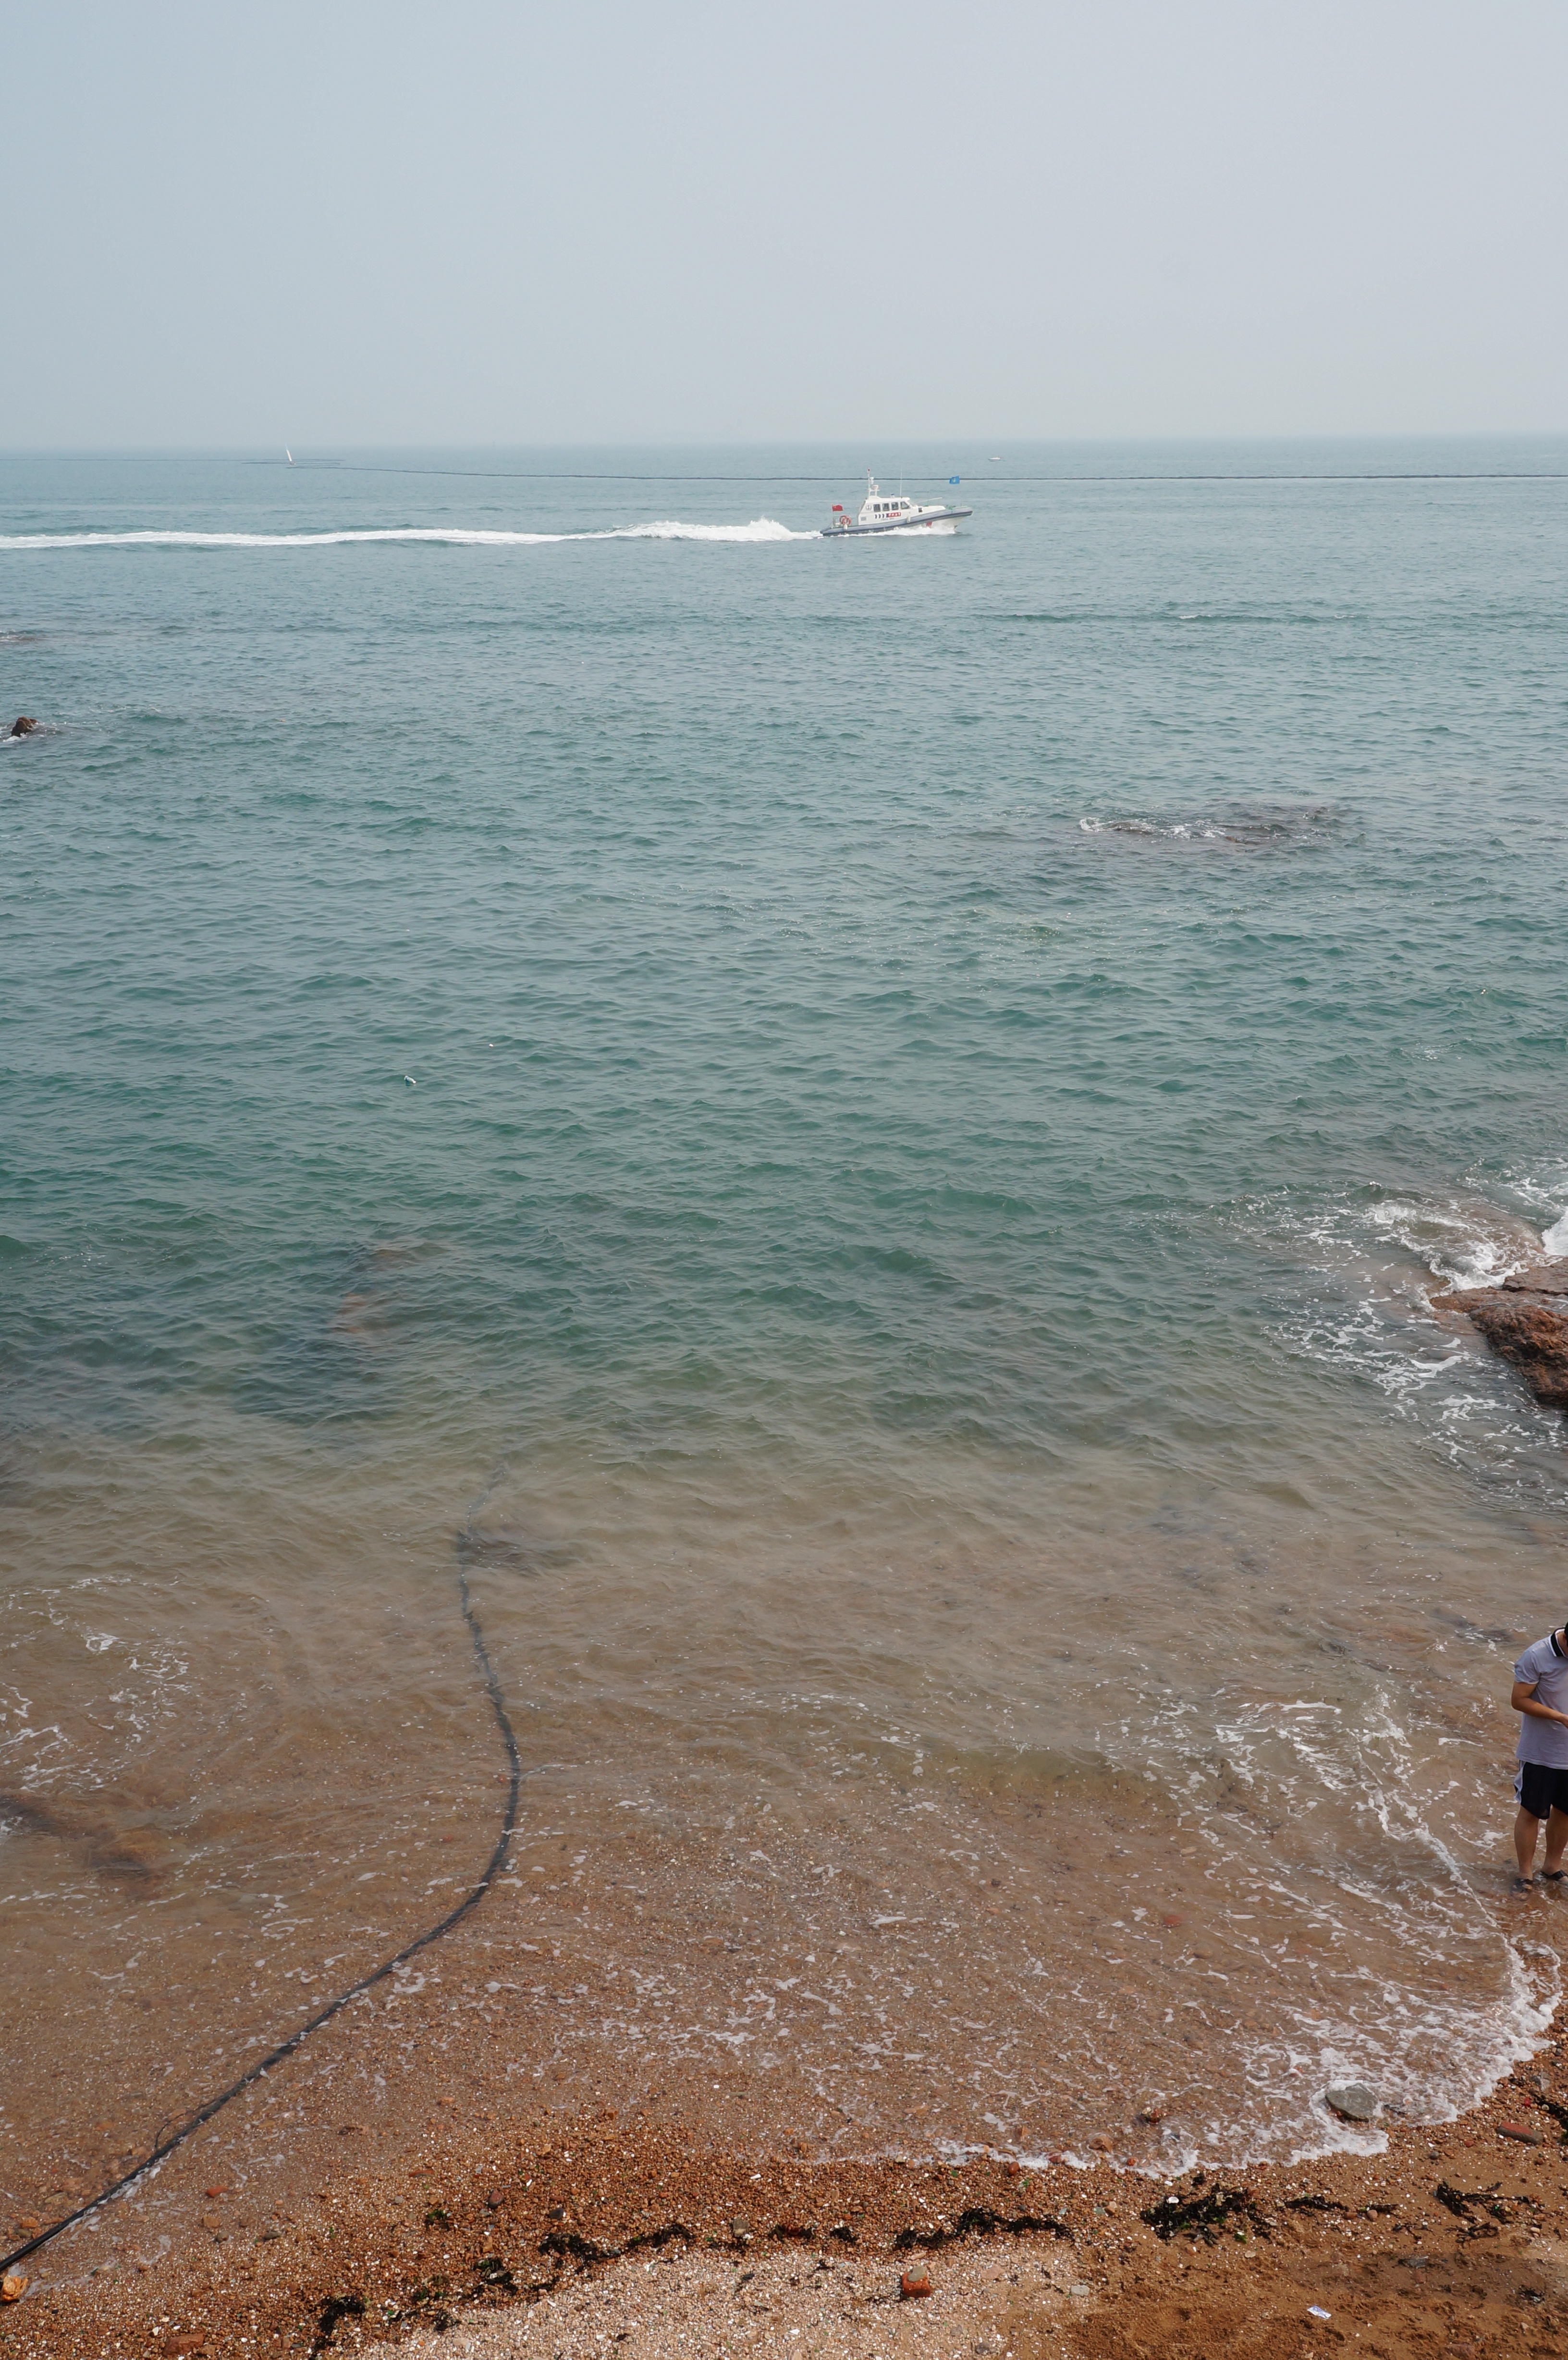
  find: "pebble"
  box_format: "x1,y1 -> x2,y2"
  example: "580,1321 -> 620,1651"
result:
1,2275 -> 28,2303
900,2270 -> 933,2299
1324,2084 -> 1378,2123
1139,2105 -> 1166,2125
168,2336 -> 206,2354
15,2218 -> 39,2233
1498,2121 -> 1544,2145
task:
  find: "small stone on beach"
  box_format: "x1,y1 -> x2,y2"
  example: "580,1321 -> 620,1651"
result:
1498,2120 -> 1544,2144
1,2276 -> 28,2303
1325,2084 -> 1378,2122
900,2269 -> 932,2298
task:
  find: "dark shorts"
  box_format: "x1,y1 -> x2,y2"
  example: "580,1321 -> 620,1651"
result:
1518,1761 -> 1568,1819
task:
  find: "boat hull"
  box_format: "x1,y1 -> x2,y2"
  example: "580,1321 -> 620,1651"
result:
821,507 -> 972,538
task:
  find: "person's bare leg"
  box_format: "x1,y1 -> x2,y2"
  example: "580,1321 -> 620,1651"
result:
1516,1807 -> 1542,1880
1543,1807 -> 1568,1876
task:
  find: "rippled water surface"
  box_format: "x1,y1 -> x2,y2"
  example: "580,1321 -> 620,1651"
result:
4,441 -> 1568,2187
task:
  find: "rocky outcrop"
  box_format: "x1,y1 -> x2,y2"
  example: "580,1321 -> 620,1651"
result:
9,716 -> 37,736
1431,1260 -> 1568,1413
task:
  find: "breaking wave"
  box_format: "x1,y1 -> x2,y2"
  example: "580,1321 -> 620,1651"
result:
0,519 -> 818,552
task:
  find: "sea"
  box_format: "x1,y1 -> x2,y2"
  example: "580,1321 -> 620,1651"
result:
4,439 -> 1568,2193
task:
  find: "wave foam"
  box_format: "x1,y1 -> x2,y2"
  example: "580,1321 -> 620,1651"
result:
0,519 -> 817,552
1248,1184 -> 1568,1503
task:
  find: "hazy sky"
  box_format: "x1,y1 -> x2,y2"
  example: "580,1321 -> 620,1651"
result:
7,0 -> 1566,446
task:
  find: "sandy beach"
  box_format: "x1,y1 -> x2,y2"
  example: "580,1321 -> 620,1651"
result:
10,1991 -> 1568,2360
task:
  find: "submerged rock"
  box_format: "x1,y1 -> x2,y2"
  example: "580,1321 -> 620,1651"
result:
1431,1261 -> 1568,1413
9,716 -> 37,737
1324,2083 -> 1379,2123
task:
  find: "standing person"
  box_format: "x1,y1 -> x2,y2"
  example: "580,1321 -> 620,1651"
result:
1511,1624 -> 1568,1890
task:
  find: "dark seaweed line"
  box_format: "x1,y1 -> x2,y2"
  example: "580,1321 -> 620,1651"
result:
0,1485 -> 524,2279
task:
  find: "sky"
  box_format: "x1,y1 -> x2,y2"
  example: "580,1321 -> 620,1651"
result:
5,0 -> 1567,446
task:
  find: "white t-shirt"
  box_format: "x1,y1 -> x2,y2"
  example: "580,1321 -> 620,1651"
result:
1515,1631 -> 1568,1766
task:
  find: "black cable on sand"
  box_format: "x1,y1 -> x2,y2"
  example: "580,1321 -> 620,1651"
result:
0,1502 -> 524,2280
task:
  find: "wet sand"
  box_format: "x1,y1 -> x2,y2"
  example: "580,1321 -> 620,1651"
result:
10,1953 -> 1568,2359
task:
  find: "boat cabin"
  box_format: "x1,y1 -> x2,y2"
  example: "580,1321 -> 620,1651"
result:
859,479 -> 914,523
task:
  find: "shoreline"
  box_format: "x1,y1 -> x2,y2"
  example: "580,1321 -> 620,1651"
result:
11,2016 -> 1568,2359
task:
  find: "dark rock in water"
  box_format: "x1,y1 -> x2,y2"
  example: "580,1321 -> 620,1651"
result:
1324,2083 -> 1379,2123
1466,1294 -> 1568,1410
1432,1262 -> 1568,1413
10,716 -> 37,737
0,1786 -> 166,1882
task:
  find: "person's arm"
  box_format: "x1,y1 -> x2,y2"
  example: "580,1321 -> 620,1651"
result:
1513,1678 -> 1568,1727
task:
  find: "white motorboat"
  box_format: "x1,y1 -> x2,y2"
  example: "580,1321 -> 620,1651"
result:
821,473 -> 972,537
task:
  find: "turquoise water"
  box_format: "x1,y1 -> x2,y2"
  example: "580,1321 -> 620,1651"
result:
5,441 -> 1568,2170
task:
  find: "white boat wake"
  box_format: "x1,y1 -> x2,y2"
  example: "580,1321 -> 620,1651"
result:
0,520 -> 819,551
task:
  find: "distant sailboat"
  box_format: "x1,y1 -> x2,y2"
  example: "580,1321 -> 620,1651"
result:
285,449 -> 294,464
